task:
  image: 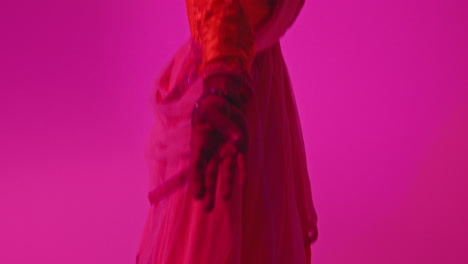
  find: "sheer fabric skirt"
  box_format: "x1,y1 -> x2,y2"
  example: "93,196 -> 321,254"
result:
136,39 -> 315,264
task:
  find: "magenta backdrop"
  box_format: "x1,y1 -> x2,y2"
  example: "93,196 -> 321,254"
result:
1,0 -> 467,263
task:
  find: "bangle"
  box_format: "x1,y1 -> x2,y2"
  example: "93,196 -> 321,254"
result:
191,62 -> 254,127
200,62 -> 254,106
201,75 -> 250,107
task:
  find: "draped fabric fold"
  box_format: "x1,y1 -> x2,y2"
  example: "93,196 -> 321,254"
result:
136,0 -> 317,263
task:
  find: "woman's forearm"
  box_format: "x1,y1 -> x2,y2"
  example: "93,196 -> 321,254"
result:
185,0 -> 255,75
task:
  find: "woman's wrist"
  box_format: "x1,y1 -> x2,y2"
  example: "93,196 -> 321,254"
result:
199,61 -> 254,107
202,75 -> 249,107
191,74 -> 253,128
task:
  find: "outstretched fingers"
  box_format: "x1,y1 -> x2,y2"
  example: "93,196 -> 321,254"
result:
202,156 -> 219,212
189,95 -> 250,212
189,147 -> 207,199
189,122 -> 220,200
203,103 -> 249,154
219,143 -> 237,200
236,152 -> 247,186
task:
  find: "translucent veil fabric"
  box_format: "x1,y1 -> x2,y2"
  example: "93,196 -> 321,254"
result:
136,0 -> 318,263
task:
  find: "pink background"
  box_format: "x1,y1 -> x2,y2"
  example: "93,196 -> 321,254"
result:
1,0 -> 467,263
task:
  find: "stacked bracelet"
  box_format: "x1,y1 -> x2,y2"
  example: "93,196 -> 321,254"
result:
191,61 -> 255,127
202,75 -> 252,106
200,61 -> 254,105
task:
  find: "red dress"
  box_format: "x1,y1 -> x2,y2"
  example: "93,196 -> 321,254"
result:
136,0 -> 318,263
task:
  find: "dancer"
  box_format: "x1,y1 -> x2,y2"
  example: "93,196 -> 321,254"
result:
137,0 -> 318,263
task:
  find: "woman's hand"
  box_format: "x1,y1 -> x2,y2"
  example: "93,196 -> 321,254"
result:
188,83 -> 249,212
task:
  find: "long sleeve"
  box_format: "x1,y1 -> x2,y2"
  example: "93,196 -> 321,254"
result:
185,0 -> 262,75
